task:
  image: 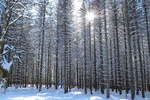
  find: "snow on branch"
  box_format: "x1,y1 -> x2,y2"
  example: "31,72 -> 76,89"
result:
9,0 -> 20,11
17,2 -> 26,8
0,1 -> 6,8
2,44 -> 14,55
2,55 -> 13,71
13,55 -> 22,63
1,15 -> 23,40
1,44 -> 22,71
8,15 -> 23,26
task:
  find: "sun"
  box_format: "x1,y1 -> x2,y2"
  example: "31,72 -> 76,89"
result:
86,11 -> 96,22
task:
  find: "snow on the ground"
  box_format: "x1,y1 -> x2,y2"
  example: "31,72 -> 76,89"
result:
0,87 -> 150,100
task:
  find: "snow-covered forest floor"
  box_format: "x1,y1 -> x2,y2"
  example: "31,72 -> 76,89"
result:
0,87 -> 150,100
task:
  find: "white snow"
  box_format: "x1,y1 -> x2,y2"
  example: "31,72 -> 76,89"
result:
0,87 -> 150,100
2,44 -> 15,55
2,44 -> 14,71
2,55 -> 13,71
1,44 -> 22,71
